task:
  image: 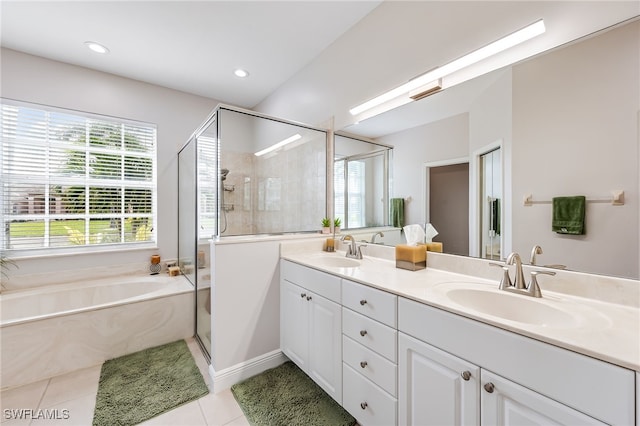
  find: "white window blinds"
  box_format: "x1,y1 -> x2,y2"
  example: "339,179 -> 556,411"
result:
1,100 -> 157,253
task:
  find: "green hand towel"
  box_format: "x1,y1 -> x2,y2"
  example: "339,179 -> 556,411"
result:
390,198 -> 404,228
552,196 -> 586,235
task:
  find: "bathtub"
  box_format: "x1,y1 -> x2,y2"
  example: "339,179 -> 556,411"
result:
0,274 -> 194,389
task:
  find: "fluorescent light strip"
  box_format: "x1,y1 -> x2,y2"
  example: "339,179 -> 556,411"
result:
255,133 -> 302,156
349,19 -> 545,116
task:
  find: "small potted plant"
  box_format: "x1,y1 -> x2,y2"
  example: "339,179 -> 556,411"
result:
321,217 -> 331,234
333,217 -> 342,234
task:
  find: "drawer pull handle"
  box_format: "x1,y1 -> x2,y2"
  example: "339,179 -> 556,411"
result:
306,296 -> 312,301
300,293 -> 306,298
360,402 -> 368,410
360,361 -> 367,368
484,382 -> 495,393
360,299 -> 367,306
359,330 -> 367,337
461,371 -> 471,381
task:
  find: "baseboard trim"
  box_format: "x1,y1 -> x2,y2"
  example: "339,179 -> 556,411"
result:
209,350 -> 288,393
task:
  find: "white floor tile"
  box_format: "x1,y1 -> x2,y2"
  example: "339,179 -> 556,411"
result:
0,379 -> 49,424
38,365 -> 101,409
198,390 -> 244,426
30,394 -> 96,426
0,339 -> 247,426
139,399 -> 207,426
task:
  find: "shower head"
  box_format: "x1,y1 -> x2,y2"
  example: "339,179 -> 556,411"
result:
221,168 -> 229,181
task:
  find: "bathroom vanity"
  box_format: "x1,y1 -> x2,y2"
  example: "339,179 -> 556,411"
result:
280,241 -> 639,426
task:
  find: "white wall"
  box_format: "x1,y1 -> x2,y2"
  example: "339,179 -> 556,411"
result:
1,48 -> 218,281
511,21 -> 639,278
254,2 -> 638,131
378,113 -> 469,226
468,70 -> 513,256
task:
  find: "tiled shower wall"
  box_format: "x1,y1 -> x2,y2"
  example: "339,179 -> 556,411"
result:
220,139 -> 326,235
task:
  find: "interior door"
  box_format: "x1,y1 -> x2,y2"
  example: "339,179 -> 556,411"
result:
429,162 -> 469,256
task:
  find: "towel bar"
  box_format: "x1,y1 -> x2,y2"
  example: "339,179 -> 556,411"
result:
523,190 -> 624,206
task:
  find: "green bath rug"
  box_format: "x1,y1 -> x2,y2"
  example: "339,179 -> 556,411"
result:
92,340 -> 209,426
231,361 -> 356,426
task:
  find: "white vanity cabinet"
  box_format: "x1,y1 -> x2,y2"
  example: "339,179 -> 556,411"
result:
398,332 -> 480,425
280,260 -> 342,404
398,297 -> 635,426
480,369 -> 606,425
341,279 -> 398,426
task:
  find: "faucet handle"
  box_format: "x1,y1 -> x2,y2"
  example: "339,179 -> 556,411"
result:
489,262 -> 512,290
527,270 -> 556,298
356,243 -> 367,259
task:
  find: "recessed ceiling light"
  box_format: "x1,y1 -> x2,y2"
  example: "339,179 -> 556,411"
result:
85,41 -> 110,54
234,69 -> 249,78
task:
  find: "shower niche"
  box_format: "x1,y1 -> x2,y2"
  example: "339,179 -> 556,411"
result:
178,105 -> 328,359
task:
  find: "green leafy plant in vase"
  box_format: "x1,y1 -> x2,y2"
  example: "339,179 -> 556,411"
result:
333,218 -> 342,234
321,217 -> 331,234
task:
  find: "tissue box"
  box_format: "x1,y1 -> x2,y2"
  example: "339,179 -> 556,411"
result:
426,242 -> 443,253
395,244 -> 427,271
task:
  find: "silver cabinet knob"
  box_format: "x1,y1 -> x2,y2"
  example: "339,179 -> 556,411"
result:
300,293 -> 306,298
360,299 -> 367,306
360,330 -> 367,337
360,361 -> 367,368
360,402 -> 368,410
484,382 -> 495,393
306,296 -> 312,301
461,371 -> 471,381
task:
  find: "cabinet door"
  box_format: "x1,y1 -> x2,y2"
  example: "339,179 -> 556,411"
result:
481,370 -> 606,425
399,333 -> 480,426
280,280 -> 309,370
308,292 -> 342,404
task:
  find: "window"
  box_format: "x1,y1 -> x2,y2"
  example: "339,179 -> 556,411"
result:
334,158 -> 366,228
1,100 -> 157,254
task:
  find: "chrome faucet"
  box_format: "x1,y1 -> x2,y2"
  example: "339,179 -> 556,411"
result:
490,252 -> 556,298
341,234 -> 364,259
530,245 -> 543,265
370,231 -> 384,244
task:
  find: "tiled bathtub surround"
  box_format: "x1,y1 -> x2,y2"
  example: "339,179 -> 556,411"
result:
0,274 -> 193,389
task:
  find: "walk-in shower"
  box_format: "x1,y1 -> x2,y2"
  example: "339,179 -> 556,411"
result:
178,105 -> 328,360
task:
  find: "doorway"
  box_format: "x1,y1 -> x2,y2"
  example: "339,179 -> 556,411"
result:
479,147 -> 502,260
428,162 -> 469,256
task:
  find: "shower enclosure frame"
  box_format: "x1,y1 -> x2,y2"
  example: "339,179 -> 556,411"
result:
178,104 -> 331,362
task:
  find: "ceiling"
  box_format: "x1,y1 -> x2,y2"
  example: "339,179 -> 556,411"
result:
1,0 -> 638,117
0,0 -> 382,108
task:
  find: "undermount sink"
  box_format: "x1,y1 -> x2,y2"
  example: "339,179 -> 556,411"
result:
315,256 -> 361,269
437,283 -> 580,328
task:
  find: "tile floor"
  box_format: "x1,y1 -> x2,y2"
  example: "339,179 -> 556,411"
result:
0,338 -> 249,426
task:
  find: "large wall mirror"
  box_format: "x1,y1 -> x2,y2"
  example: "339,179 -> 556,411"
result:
334,134 -> 392,230
340,18 -> 639,279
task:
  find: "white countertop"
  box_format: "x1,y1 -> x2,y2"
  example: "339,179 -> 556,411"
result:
281,248 -> 640,372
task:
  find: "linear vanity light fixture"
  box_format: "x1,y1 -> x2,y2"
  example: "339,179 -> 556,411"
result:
349,19 -> 546,116
254,133 -> 302,157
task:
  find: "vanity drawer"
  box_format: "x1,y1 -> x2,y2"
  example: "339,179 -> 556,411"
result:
343,363 -> 397,426
343,335 -> 397,397
342,279 -> 397,327
343,308 -> 397,362
281,259 -> 341,303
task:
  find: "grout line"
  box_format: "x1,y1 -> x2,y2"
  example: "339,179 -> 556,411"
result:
31,378 -> 52,426
221,414 -> 245,426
